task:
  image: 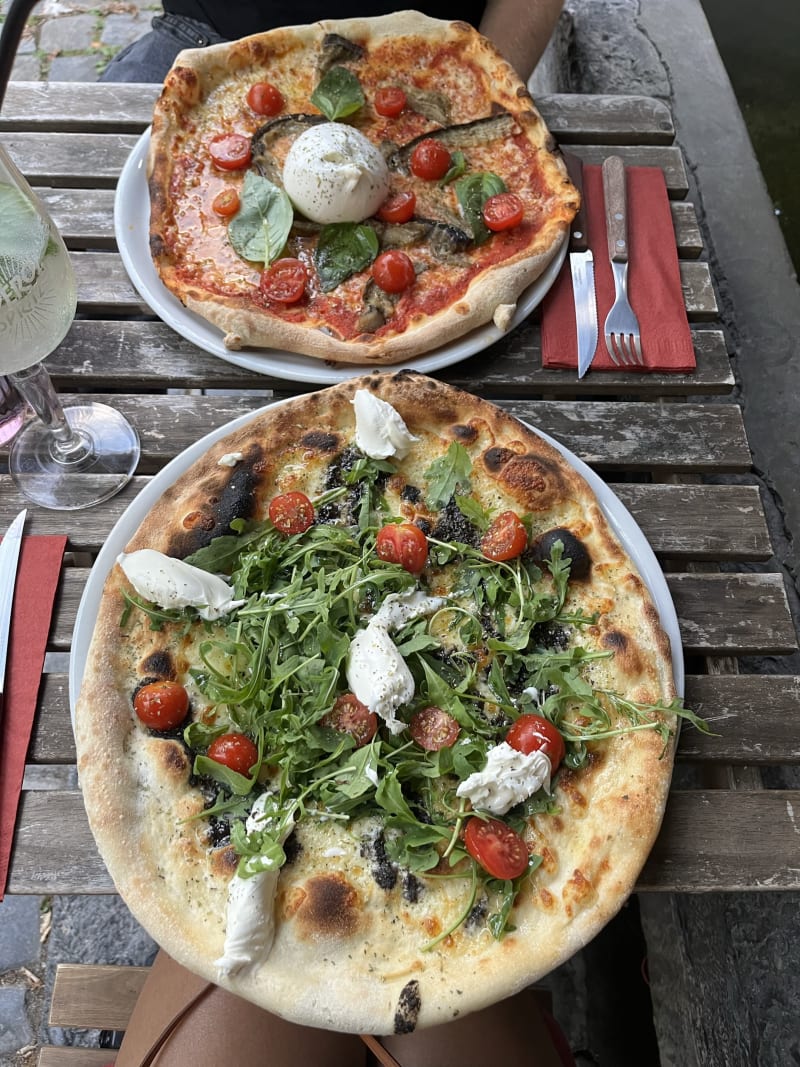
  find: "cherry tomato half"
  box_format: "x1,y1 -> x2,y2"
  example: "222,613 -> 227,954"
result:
482,192 -> 525,233
506,713 -> 566,770
260,258 -> 308,304
481,511 -> 528,562
322,693 -> 378,748
247,81 -> 284,116
410,138 -> 451,181
464,816 -> 529,880
374,86 -> 407,117
211,187 -> 240,217
375,522 -> 428,573
410,706 -> 460,751
377,190 -> 416,224
268,491 -> 315,535
133,681 -> 189,731
372,250 -> 415,294
207,732 -> 259,775
208,133 -> 252,171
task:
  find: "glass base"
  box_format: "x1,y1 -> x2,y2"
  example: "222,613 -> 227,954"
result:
10,403 -> 140,510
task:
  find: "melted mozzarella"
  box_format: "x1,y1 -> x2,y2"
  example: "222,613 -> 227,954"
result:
117,549 -> 244,621
352,390 -> 419,460
456,742 -> 552,815
346,591 -> 445,734
215,795 -> 292,978
282,123 -> 390,224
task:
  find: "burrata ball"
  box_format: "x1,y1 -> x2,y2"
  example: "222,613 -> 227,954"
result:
282,122 -> 390,225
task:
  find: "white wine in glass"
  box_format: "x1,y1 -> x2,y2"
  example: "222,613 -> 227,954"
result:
0,143 -> 140,510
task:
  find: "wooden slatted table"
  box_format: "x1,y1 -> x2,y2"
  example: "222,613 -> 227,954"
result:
2,86 -> 798,914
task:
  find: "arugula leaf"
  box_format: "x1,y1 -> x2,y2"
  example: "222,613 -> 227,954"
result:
193,754 -> 257,796
310,66 -> 365,121
424,442 -> 473,509
228,171 -> 293,265
454,492 -> 490,531
314,222 -> 379,292
455,171 -> 507,245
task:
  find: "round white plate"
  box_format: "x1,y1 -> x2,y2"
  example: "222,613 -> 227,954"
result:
69,407 -> 684,730
114,129 -> 568,386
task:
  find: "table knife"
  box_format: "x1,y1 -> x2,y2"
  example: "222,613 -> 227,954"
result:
0,508 -> 26,726
563,152 -> 599,378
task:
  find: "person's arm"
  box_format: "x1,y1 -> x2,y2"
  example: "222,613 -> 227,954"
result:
479,0 -> 563,81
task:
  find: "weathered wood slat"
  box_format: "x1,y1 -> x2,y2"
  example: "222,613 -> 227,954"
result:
38,186 -> 704,257
67,250 -> 721,321
49,963 -> 150,1028
46,319 -> 733,397
667,572 -> 796,655
681,675 -> 800,763
3,396 -> 749,473
539,93 -> 675,144
563,144 -> 688,196
639,791 -> 800,890
48,570 -> 795,654
5,133 -> 690,195
38,1050 -> 116,1067
34,674 -> 800,769
1,481 -> 768,560
11,789 -> 800,893
1,84 -> 675,143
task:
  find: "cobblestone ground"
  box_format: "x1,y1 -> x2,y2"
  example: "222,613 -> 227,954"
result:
2,0 -> 160,83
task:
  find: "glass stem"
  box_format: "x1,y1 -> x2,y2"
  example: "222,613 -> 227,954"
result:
10,361 -> 90,461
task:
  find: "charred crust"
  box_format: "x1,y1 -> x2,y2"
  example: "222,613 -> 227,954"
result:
155,739 -> 190,779
451,423 -> 478,444
167,453 -> 266,558
209,844 -> 239,878
300,430 -> 340,452
602,629 -> 629,654
393,980 -> 421,1034
293,873 -> 360,939
482,446 -> 517,472
139,650 -> 175,680
530,527 -> 591,580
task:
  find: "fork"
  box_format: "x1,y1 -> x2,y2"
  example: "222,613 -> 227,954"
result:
602,155 -> 643,366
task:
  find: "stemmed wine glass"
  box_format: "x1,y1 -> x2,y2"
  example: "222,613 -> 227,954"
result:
0,0 -> 140,510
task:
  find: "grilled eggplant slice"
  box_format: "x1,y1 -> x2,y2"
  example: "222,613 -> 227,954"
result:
318,33 -> 365,76
388,112 -> 518,173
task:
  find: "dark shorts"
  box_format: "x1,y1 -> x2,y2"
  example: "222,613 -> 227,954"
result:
99,13 -> 227,83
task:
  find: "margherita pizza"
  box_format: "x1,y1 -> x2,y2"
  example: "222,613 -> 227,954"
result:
76,374 -> 699,1035
146,11 -> 578,362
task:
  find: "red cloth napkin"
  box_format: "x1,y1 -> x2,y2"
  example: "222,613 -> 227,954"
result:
541,164 -> 695,372
0,534 -> 66,899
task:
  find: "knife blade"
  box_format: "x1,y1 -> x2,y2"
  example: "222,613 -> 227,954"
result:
563,153 -> 599,378
0,508 -> 26,724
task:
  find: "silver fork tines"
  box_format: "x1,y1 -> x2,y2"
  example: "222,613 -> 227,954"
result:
602,156 -> 643,366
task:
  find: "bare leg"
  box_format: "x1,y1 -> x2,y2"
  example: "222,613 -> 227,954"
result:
115,951 -> 367,1067
377,989 -> 568,1067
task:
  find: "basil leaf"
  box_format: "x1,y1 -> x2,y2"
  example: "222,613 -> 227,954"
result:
424,441 -> 473,509
439,150 -> 467,187
228,171 -> 293,265
311,66 -> 365,121
455,171 -> 507,245
315,222 -> 379,292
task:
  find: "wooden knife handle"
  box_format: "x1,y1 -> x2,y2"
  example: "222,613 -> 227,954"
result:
602,155 -> 628,263
562,151 -> 588,254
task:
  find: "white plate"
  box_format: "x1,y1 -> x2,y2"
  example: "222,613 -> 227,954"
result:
114,129 -> 568,386
69,407 -> 684,729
